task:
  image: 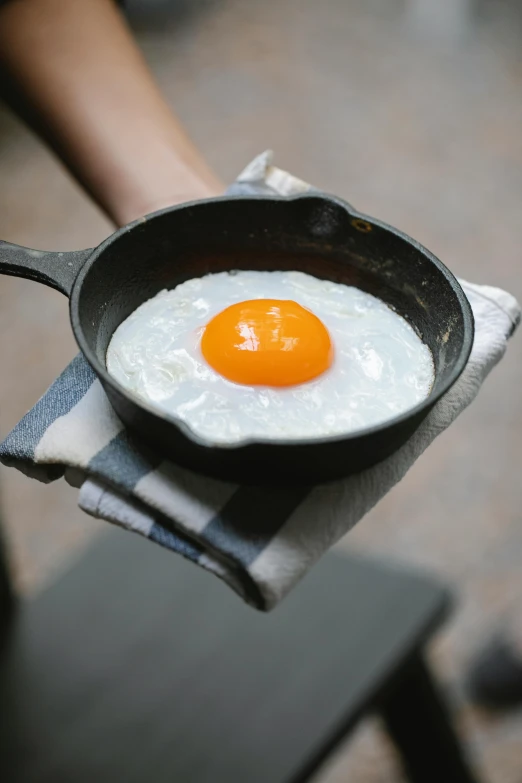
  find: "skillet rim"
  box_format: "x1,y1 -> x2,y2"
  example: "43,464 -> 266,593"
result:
69,193 -> 475,452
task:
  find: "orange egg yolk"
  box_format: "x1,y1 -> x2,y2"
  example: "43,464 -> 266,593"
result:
201,299 -> 334,387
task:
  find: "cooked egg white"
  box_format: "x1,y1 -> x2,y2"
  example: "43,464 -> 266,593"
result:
106,270 -> 434,444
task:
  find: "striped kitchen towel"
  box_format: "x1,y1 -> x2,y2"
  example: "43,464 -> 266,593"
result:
0,152 -> 519,610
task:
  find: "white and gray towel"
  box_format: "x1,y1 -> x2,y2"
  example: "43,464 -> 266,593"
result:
1,152 -> 519,610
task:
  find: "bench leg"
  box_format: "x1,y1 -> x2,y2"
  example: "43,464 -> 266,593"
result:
380,654 -> 483,783
0,517 -> 15,645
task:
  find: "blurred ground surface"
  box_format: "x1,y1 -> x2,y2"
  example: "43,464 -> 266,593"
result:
1,0 -> 522,780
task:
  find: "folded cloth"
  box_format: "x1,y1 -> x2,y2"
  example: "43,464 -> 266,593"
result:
1,152 -> 519,610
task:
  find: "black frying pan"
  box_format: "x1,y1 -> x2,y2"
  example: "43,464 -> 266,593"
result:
0,193 -> 474,484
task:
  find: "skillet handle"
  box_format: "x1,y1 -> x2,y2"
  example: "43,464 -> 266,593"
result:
0,241 -> 92,297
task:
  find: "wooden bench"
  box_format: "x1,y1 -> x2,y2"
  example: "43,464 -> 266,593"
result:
0,528 -> 482,782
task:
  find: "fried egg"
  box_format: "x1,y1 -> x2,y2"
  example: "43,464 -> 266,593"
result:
106,270 -> 434,444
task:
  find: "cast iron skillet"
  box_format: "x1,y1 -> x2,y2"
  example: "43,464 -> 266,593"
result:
0,193 -> 474,484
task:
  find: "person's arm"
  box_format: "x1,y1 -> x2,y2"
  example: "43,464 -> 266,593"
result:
0,0 -> 222,226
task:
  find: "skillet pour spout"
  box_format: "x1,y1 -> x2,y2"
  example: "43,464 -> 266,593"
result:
0,194 -> 474,484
